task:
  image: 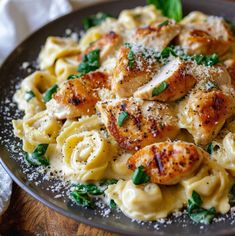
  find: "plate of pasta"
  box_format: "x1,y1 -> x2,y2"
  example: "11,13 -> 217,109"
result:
1,0 -> 235,235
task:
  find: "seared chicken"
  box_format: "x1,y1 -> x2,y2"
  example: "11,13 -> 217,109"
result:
78,31 -> 121,62
47,71 -> 110,119
127,141 -> 206,185
112,46 -> 159,98
96,98 -> 179,151
178,17 -> 234,56
178,90 -> 235,145
134,58 -> 196,102
133,19 -> 181,52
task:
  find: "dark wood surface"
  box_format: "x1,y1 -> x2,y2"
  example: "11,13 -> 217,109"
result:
0,183 -> 119,236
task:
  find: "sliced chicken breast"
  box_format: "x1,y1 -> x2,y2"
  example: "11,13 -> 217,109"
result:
47,71 -> 110,119
133,19 -> 181,52
134,58 -> 196,102
178,17 -> 234,56
96,98 -> 179,151
178,90 -> 235,145
112,46 -> 159,98
225,59 -> 235,89
127,141 -> 206,185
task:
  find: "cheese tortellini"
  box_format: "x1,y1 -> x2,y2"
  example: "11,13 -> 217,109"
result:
62,130 -> 117,181
13,111 -> 62,152
14,71 -> 56,116
105,180 -> 186,221
39,36 -> 80,70
181,158 -> 231,214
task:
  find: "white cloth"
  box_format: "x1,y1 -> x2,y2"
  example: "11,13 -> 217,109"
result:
0,0 -> 109,216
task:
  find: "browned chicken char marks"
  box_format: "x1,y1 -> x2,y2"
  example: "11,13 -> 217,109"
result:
178,90 -> 235,145
47,71 -> 110,119
96,98 -> 179,151
127,141 -> 206,185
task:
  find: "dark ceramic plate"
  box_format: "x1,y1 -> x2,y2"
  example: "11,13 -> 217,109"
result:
1,0 -> 235,235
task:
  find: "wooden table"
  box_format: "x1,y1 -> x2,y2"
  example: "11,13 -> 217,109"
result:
0,183 -> 119,236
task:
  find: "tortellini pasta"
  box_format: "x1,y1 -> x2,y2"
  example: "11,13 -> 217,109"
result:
14,71 -> 56,116
54,56 -> 79,83
105,180 -> 186,221
13,110 -> 62,152
212,132 -> 235,176
181,158 -> 231,214
39,36 -> 80,70
118,5 -> 163,29
62,130 -> 117,181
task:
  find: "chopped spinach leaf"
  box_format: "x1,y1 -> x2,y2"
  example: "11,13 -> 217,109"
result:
67,74 -> 82,80
83,12 -> 111,31
25,90 -> 35,102
77,49 -> 100,75
147,0 -> 182,22
187,191 -> 216,224
109,199 -> 117,209
70,191 -> 94,208
152,81 -> 168,97
100,179 -> 118,186
158,20 -> 169,28
24,144 -> 49,166
206,143 -> 214,155
43,84 -> 58,102
117,111 -> 129,127
73,183 -> 104,195
128,50 -> 135,69
132,165 -> 150,185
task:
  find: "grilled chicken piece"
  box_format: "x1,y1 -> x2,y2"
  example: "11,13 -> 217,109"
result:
47,71 -> 110,119
78,31 -> 121,62
96,98 -> 179,151
134,58 -> 196,102
112,47 -> 159,98
178,17 -> 234,56
127,141 -> 206,185
178,90 -> 235,145
133,19 -> 181,51
225,59 -> 235,89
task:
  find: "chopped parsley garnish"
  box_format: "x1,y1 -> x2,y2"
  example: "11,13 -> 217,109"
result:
206,143 -> 213,155
187,191 -> 216,224
109,199 -> 117,209
132,165 -> 150,185
24,144 -> 49,166
117,111 -> 129,127
152,81 -> 168,97
70,191 -> 94,208
204,80 -> 219,91
73,183 -> 104,195
160,47 -> 177,59
67,74 -> 82,80
82,12 -> 111,31
229,184 -> 235,205
77,49 -> 100,76
158,20 -> 170,28
25,90 -> 35,102
127,49 -> 135,69
147,0 -> 182,22
43,84 -> 58,102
